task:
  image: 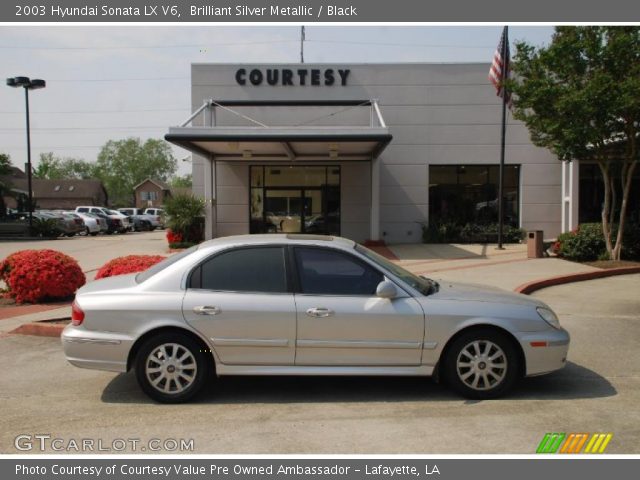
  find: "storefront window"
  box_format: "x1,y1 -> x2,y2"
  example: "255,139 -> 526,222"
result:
429,165 -> 520,227
249,166 -> 340,235
579,163 -> 640,224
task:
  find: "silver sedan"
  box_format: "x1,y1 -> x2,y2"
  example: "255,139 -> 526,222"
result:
62,234 -> 569,403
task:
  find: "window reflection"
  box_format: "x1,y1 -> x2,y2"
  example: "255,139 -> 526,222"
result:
429,165 -> 520,227
249,166 -> 340,235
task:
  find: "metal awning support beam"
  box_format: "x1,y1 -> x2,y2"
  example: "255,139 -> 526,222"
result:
281,142 -> 296,160
179,100 -> 210,127
372,99 -> 386,128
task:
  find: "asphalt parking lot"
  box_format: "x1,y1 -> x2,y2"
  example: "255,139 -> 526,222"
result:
1,273 -> 638,454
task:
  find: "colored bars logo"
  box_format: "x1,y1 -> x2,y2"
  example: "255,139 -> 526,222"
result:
536,433 -> 613,454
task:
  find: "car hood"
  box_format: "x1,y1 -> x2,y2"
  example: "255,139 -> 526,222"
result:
428,280 -> 545,307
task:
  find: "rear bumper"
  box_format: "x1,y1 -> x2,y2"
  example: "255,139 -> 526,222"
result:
519,328 -> 570,376
61,324 -> 134,373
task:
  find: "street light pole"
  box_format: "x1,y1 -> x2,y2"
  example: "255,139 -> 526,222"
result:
24,86 -> 33,229
6,76 -> 46,233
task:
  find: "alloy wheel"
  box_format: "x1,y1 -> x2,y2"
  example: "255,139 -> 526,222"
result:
145,343 -> 198,394
455,340 -> 507,391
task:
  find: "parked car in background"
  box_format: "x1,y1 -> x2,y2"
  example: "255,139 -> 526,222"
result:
40,211 -> 85,237
56,211 -> 88,236
75,207 -> 126,234
143,208 -> 166,229
69,211 -> 105,236
63,234 -> 570,403
118,208 -> 162,230
13,211 -> 64,236
106,209 -> 133,232
131,216 -> 153,232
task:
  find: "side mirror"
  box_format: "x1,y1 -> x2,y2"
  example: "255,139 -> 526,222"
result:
376,280 -> 397,299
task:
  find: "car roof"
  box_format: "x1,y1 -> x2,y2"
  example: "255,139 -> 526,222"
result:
197,234 -> 355,251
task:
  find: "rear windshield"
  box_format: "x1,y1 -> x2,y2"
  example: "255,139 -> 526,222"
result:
135,246 -> 199,283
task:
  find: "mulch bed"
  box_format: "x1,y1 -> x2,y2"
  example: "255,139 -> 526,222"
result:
584,260 -> 640,269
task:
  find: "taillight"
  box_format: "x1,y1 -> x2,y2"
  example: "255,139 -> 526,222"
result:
71,301 -> 85,326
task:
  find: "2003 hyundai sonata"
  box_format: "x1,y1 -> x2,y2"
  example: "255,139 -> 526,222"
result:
62,234 -> 569,403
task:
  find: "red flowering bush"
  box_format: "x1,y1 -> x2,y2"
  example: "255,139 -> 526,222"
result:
0,249 -> 86,304
95,255 -> 166,279
166,229 -> 183,244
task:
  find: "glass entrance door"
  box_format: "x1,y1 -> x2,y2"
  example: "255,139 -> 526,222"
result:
250,166 -> 340,235
264,189 -> 303,233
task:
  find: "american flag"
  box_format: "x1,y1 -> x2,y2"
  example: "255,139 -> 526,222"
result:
489,27 -> 512,107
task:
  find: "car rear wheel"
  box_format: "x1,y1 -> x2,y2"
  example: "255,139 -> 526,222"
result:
135,333 -> 209,403
442,329 -> 519,399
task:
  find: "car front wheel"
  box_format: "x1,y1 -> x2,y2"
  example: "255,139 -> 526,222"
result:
135,333 -> 210,403
442,329 -> 519,400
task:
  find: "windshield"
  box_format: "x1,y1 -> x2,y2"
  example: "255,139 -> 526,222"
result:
354,244 -> 438,296
135,246 -> 199,283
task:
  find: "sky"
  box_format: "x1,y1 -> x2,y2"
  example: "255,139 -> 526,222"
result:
0,26 -> 554,177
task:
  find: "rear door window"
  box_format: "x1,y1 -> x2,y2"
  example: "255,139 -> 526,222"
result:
191,247 -> 288,294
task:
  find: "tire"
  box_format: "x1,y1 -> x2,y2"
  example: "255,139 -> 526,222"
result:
442,328 -> 520,400
134,332 -> 210,404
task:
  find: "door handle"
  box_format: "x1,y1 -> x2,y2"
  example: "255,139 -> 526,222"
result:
306,307 -> 334,318
193,305 -> 221,315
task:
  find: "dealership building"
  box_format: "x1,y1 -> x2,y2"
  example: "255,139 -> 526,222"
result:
165,63 -> 636,244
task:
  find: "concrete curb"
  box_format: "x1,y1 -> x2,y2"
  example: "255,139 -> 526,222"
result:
10,319 -> 68,337
514,266 -> 640,295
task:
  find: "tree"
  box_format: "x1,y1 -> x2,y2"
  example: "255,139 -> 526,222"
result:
510,26 -> 640,261
34,152 -> 96,180
95,138 -> 177,206
0,153 -> 13,218
170,174 -> 193,188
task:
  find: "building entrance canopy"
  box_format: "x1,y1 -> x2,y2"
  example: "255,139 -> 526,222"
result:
164,100 -> 392,162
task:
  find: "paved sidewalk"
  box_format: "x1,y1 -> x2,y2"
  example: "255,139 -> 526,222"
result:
390,243 -> 598,291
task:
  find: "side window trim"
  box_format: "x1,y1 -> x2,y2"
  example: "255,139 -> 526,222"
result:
187,245 -> 292,294
291,245 -> 385,297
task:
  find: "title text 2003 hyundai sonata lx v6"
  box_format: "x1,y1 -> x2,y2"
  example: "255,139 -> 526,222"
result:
62,234 -> 569,403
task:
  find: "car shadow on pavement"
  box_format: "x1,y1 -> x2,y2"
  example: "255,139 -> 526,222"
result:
101,361 -> 615,404
511,361 -> 617,400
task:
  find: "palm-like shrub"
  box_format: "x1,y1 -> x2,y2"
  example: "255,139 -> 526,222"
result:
163,193 -> 205,246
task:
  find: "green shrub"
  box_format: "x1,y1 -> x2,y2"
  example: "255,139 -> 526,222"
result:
163,194 -> 205,244
168,242 -> 197,250
557,223 -> 605,261
421,222 -> 524,244
421,222 -> 461,243
621,223 -> 640,261
555,222 -> 640,261
29,217 -> 61,238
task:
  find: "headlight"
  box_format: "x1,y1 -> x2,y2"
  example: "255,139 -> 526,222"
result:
537,307 -> 561,330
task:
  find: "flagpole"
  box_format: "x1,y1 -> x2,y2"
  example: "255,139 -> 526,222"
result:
497,25 -> 508,250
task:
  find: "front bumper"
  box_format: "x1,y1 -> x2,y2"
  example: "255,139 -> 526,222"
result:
61,324 -> 134,373
519,328 -> 570,376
